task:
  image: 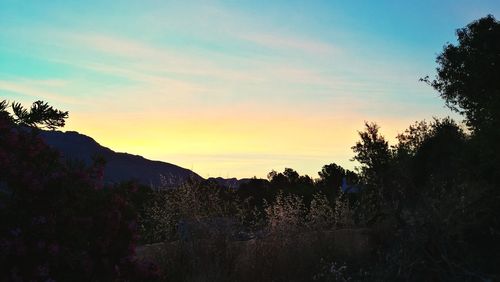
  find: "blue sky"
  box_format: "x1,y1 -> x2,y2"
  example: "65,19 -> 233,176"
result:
1,1 -> 499,178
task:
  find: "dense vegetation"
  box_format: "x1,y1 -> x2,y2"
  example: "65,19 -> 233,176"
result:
139,15 -> 500,281
0,101 -> 158,280
1,15 -> 499,281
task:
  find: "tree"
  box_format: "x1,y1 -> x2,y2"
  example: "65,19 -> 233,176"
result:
317,163 -> 358,202
268,168 -> 300,187
351,122 -> 391,181
425,15 -> 500,134
393,120 -> 432,157
1,100 -> 68,130
283,168 -> 300,183
411,118 -> 467,189
318,163 -> 346,190
351,122 -> 391,224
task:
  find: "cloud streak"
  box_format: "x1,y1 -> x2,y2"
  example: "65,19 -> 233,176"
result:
239,32 -> 341,56
0,79 -> 82,105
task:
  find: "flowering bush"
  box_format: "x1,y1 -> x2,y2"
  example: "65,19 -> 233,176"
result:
333,192 -> 355,228
264,192 -> 307,235
0,101 -> 158,281
307,193 -> 334,230
140,179 -> 234,243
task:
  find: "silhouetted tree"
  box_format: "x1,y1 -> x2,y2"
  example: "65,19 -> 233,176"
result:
424,15 -> 500,134
387,118 -> 467,208
412,118 -> 467,191
350,122 -> 391,223
283,168 -> 299,183
267,168 -> 316,202
316,163 -> 358,203
318,163 -> 345,191
351,122 -> 391,179
366,16 -> 500,280
237,178 -> 271,206
1,100 -> 68,130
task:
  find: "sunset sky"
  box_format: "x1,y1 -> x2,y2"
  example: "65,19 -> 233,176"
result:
1,1 -> 499,178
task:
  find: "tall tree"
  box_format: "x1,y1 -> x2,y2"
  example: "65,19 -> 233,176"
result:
425,15 -> 500,134
351,122 -> 391,223
351,122 -> 391,181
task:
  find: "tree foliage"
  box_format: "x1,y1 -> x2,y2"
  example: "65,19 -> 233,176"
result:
425,15 -> 500,133
2,100 -> 68,130
351,122 -> 390,179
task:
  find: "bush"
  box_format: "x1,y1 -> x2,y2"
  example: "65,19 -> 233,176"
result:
0,102 -> 158,281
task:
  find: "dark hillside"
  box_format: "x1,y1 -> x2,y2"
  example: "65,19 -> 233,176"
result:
40,130 -> 202,187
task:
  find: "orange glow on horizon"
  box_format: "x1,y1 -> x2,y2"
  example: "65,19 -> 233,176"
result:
65,110 -> 419,178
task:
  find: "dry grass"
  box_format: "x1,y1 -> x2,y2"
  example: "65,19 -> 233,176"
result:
137,228 -> 376,281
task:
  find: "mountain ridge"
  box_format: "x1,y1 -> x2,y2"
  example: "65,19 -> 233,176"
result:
39,130 -> 203,188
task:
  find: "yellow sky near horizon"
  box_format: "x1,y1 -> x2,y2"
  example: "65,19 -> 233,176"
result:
64,110 -> 424,178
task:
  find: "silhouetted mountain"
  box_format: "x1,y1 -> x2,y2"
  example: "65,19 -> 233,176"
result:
39,130 -> 202,188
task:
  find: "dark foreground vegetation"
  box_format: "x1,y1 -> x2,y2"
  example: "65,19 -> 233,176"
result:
1,15 -> 500,281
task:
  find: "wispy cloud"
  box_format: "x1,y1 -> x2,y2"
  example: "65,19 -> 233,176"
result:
2,27 -> 439,119
239,32 -> 340,56
0,79 -> 81,105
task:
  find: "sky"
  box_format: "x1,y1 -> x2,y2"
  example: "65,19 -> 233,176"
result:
1,1 -> 499,179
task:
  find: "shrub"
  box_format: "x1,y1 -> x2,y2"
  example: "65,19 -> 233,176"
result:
307,192 -> 334,230
0,101 -> 158,281
264,191 -> 307,235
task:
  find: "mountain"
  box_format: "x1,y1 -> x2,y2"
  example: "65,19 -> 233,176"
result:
39,130 -> 202,188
